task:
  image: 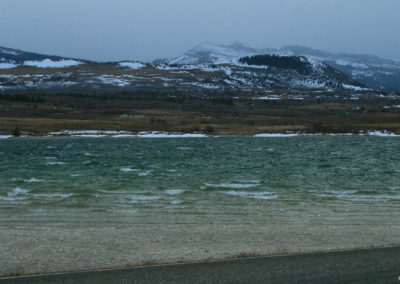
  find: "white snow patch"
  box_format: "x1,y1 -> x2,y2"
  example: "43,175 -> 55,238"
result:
0,135 -> 13,139
254,133 -> 299,137
0,49 -> 20,55
169,42 -> 258,65
136,131 -> 207,138
119,62 -> 145,70
155,63 -> 230,76
335,60 -> 369,69
112,134 -> 137,138
24,59 -> 82,68
170,71 -> 190,74
71,134 -> 108,137
367,130 -> 400,137
307,57 -> 325,71
194,83 -> 220,89
47,130 -> 206,138
0,75 -> 15,79
231,60 -> 270,69
48,130 -> 133,136
292,79 -> 326,89
255,96 -> 281,100
97,75 -> 131,87
342,84 -> 370,91
0,63 -> 17,69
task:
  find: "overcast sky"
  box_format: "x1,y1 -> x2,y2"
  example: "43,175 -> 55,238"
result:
1,0 -> 399,62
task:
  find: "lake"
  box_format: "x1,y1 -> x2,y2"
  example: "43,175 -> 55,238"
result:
1,136 -> 399,228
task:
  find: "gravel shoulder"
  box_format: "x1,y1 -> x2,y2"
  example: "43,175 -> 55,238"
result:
1,224 -> 399,276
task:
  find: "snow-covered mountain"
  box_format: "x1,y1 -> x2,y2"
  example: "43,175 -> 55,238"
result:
0,44 -> 379,93
160,42 -> 400,91
169,42 -> 271,65
0,46 -> 87,68
279,45 -> 400,91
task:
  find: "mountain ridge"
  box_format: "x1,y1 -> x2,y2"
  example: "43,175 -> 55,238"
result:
0,46 -> 89,64
159,42 -> 400,91
0,43 -> 396,92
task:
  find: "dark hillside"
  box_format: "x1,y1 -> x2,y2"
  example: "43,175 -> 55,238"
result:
239,55 -> 312,75
0,46 -> 87,63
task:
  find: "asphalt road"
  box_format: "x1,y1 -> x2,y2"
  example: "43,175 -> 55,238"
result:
1,246 -> 399,284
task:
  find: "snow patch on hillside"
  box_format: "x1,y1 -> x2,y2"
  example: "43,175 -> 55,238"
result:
119,62 -> 145,70
307,57 -> 325,72
255,95 -> 281,100
24,59 -> 82,68
170,42 -> 258,65
97,75 -> 131,87
154,63 -> 232,75
292,79 -> 326,89
335,60 -> 369,69
0,63 -> 17,69
342,84 -> 370,91
0,48 -> 20,55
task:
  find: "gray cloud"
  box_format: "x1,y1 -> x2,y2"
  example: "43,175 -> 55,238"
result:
1,0 -> 399,62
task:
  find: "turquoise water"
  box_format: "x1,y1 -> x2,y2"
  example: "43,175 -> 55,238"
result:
0,136 -> 399,228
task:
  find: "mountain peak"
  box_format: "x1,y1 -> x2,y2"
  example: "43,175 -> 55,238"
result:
280,45 -> 332,57
188,42 -> 224,54
169,42 -> 259,65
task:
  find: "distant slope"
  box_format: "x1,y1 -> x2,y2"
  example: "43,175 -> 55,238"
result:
237,54 -> 364,90
0,44 -> 380,93
239,55 -> 314,74
168,42 -> 272,65
280,45 -> 400,92
0,46 -> 91,69
160,42 -> 400,91
0,46 -> 70,63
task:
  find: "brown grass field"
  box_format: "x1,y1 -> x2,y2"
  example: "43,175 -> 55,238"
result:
1,92 -> 400,135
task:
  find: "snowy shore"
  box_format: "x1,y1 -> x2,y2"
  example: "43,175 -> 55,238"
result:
1,130 -> 400,139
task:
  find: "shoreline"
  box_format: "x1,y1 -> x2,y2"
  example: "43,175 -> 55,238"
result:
1,129 -> 400,139
2,129 -> 399,277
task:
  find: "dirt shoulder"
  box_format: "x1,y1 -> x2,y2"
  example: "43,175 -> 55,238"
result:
1,224 -> 399,276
